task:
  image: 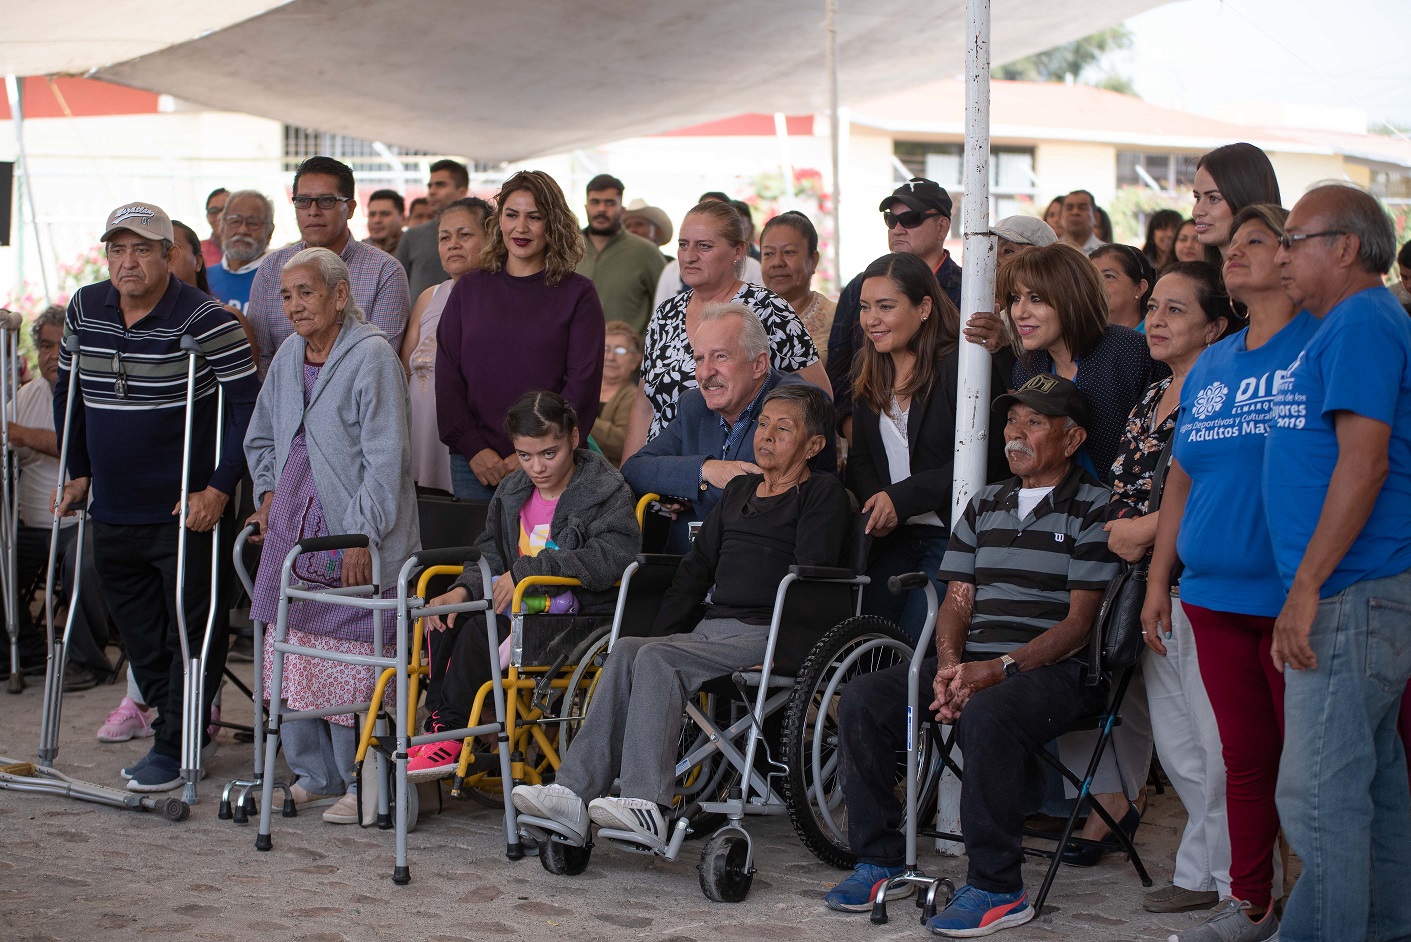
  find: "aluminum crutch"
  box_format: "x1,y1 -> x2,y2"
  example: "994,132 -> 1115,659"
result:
2,309 -> 24,695
37,335 -> 88,768
173,334 -> 225,805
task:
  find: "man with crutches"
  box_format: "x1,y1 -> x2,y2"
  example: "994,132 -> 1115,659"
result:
53,202 -> 258,794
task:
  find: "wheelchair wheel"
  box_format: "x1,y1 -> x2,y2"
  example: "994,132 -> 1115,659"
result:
698,831 -> 753,902
556,627 -> 613,752
779,615 -> 914,869
539,837 -> 591,875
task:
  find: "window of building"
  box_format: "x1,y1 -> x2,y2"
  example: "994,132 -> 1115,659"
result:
1371,168 -> 1411,206
893,142 -> 1038,231
1116,151 -> 1200,193
281,126 -> 496,194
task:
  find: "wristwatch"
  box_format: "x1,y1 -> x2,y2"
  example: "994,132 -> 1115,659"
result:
1000,654 -> 1020,679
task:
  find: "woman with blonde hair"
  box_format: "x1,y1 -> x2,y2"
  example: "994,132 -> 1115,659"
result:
436,170 -> 605,499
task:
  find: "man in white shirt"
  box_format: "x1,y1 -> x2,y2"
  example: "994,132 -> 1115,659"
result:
1061,190 -> 1106,256
10,306 -> 113,689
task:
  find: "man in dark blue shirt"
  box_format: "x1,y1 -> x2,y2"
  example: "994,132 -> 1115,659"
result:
54,201 -> 259,794
826,178 -> 962,438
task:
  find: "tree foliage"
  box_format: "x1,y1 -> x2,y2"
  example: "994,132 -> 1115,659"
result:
994,27 -> 1137,95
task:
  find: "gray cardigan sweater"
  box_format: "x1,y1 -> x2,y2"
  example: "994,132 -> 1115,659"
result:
244,317 -> 421,584
453,448 -> 640,613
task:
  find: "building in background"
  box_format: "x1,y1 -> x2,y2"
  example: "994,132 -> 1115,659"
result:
5,77 -> 1409,305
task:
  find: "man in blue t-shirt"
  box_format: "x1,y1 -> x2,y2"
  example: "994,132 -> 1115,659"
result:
206,189 -> 274,312
1262,184 -> 1411,942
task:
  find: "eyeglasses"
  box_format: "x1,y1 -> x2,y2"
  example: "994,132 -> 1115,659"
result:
1277,230 -> 1348,251
223,214 -> 268,230
111,352 -> 129,400
883,209 -> 939,230
604,345 -> 634,356
205,205 -> 225,217
292,195 -> 353,211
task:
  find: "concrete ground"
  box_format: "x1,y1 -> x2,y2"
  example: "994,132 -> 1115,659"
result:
0,661 -> 1231,942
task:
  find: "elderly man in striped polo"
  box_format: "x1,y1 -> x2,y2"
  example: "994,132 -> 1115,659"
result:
54,201 -> 259,793
824,373 -> 1120,937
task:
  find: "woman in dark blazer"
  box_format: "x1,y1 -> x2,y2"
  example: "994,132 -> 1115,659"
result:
848,253 -> 1005,642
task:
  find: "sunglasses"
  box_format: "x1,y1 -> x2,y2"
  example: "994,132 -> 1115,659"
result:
111,352 -> 129,400
883,209 -> 939,230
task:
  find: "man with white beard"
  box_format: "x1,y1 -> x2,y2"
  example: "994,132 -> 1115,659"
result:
207,189 -> 275,312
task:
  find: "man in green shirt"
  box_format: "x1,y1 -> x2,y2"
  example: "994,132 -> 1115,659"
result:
575,173 -> 667,334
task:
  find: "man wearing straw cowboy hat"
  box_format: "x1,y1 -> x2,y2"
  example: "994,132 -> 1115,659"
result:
52,201 -> 259,793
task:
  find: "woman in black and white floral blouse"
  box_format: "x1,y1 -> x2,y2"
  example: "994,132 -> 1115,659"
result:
620,199 -> 829,458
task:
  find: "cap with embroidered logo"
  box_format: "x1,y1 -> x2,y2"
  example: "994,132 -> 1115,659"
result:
878,178 -> 953,218
101,202 -> 174,244
992,374 -> 1090,429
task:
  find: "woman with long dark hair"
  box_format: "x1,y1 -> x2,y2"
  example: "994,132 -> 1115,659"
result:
848,253 -> 1005,640
1192,143 -> 1281,258
1142,209 -> 1184,272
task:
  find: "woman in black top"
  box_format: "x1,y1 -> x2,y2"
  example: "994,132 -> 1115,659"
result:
848,253 -> 1006,642
1004,243 -> 1163,484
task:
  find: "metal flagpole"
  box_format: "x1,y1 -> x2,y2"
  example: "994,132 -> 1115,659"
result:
936,0 -> 998,857
825,0 -> 842,290
5,75 -> 51,304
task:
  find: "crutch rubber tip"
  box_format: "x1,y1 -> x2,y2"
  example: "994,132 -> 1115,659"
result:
392,866 -> 410,885
6,673 -> 23,694
281,798 -> 297,818
163,799 -> 190,822
217,799 -> 233,820
505,842 -> 524,862
255,834 -> 272,851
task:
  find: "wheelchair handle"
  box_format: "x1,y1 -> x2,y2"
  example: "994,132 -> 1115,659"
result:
296,534 -> 371,554
889,572 -> 930,595
410,546 -> 482,571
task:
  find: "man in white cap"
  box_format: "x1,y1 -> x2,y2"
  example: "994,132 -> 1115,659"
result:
52,200 -> 259,793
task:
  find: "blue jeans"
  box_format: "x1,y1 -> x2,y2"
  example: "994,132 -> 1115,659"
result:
448,453 -> 497,502
862,526 -> 947,644
1276,569 -> 1411,942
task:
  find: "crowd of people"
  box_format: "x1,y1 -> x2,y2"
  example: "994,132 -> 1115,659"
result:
12,140 -> 1411,941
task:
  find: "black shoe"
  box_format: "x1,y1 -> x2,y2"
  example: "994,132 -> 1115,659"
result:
1060,803 -> 1141,867
62,663 -> 101,692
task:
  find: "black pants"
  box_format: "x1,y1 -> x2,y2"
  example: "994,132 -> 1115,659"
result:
14,524 -> 113,673
838,654 -> 1105,893
423,612 -> 506,733
92,518 -> 231,761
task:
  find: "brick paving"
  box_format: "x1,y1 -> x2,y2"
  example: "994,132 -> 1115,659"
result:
0,666 -> 1219,942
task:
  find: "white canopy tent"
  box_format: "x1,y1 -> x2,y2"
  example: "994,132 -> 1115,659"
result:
3,0 -> 1164,162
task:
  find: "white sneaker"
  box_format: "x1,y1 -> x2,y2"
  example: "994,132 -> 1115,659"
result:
512,783 -> 587,840
588,796 -> 668,844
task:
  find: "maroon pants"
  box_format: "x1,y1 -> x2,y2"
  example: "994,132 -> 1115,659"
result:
1184,603 -> 1284,911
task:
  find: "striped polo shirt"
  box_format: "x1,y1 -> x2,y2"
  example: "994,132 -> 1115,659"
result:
54,276 -> 259,525
938,464 -> 1118,657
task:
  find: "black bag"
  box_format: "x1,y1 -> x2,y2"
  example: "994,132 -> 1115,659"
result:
1088,434 -> 1174,683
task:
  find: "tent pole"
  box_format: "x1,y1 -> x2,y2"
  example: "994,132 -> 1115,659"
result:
937,0 -> 996,859
5,76 -> 50,305
825,0 -> 841,291
772,112 -> 796,213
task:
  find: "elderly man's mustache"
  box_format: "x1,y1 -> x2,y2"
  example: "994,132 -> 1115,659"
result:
1004,441 -> 1034,457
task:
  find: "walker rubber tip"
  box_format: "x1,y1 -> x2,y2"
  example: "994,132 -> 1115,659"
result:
6,673 -> 23,695
281,798 -> 297,818
392,866 -> 410,885
255,834 -> 272,851
506,842 -> 524,862
218,799 -> 233,820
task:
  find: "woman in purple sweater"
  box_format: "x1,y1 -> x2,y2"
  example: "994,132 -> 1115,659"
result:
437,171 -> 605,499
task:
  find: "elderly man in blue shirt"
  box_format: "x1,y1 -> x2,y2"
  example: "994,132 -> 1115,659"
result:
623,302 -> 835,552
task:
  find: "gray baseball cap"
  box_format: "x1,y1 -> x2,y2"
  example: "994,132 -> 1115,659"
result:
989,215 -> 1057,247
101,202 -> 175,243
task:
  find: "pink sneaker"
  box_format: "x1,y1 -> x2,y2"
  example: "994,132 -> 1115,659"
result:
406,738 -> 462,782
97,696 -> 154,743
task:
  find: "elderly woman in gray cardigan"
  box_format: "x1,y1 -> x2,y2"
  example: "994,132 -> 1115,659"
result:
244,246 -> 420,824
409,390 -> 640,781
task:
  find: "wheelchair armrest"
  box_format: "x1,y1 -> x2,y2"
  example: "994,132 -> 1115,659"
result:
412,546 -> 483,570
789,565 -> 859,582
636,553 -> 685,568
511,575 -> 585,613
296,533 -> 369,554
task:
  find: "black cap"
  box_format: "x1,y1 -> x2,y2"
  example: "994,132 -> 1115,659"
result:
992,374 -> 1091,430
878,178 -> 953,217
